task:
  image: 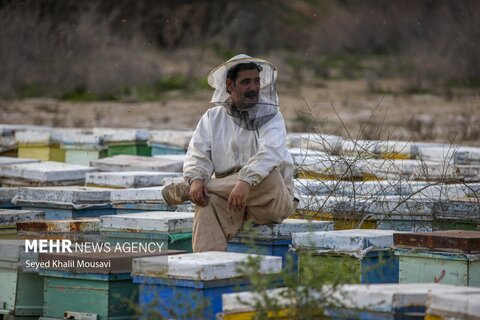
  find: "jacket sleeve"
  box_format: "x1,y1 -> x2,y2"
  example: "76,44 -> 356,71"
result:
183,111 -> 214,184
238,112 -> 288,186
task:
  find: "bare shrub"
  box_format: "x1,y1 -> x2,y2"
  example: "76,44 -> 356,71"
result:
0,2 -> 163,98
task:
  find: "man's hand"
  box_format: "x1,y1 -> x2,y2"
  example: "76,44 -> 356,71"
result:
189,179 -> 209,207
228,180 -> 251,212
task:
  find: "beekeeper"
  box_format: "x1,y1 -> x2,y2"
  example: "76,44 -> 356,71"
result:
162,54 -> 295,252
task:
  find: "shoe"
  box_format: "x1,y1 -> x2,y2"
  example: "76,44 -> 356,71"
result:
162,182 -> 190,205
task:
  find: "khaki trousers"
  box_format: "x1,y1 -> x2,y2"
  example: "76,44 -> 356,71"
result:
192,169 -> 294,252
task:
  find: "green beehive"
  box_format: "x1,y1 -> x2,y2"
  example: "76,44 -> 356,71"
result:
394,230 -> 480,286
60,132 -> 107,166
292,229 -> 399,284
103,130 -> 151,157
39,250 -> 177,320
0,240 -> 43,317
100,211 -> 194,252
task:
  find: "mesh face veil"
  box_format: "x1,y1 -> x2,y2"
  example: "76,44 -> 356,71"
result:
207,54 -> 279,131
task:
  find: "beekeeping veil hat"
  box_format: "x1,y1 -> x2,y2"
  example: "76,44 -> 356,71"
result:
207,54 -> 279,130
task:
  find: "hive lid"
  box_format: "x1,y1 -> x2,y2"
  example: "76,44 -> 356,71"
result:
0,161 -> 96,181
110,186 -> 166,203
294,179 -> 419,197
0,187 -> 18,201
14,186 -> 112,208
236,219 -> 333,239
103,129 -> 149,143
0,157 -> 40,166
149,130 -> 193,148
100,211 -> 193,233
221,283 -> 480,314
85,171 -> 181,188
427,291 -> 480,318
0,209 -> 45,227
38,249 -> 179,274
132,251 -> 282,281
91,155 -> 183,172
292,229 -> 396,257
393,230 -> 480,253
60,132 -> 102,146
15,130 -> 52,144
330,283 -> 480,313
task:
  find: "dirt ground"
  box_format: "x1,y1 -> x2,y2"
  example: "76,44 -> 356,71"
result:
1,79 -> 479,146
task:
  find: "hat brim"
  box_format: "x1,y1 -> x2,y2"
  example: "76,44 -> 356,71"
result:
207,57 -> 277,89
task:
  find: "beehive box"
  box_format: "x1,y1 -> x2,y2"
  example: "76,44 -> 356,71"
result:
292,153 -> 367,181
0,161 -> 96,187
426,291 -> 480,320
110,186 -> 178,213
364,196 -> 435,231
353,158 -> 451,181
432,198 -> 480,231
14,186 -> 115,220
103,129 -> 151,157
60,132 -> 107,166
85,171 -> 182,189
294,178 -> 421,197
298,133 -> 344,153
0,240 -> 43,317
394,230 -> 480,286
15,130 -> 65,162
0,136 -> 17,157
0,209 -> 45,239
148,129 -> 192,156
227,219 -> 333,269
454,147 -> 480,166
16,218 -> 100,242
132,251 -> 282,319
294,195 -> 376,229
219,283 -> 480,320
0,187 -> 19,209
364,196 -> 480,232
325,283 -> 480,320
293,229 -> 399,284
39,250 -> 178,320
90,154 -> 183,172
100,211 -> 194,252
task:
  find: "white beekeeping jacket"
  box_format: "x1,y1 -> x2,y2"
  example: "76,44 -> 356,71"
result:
183,54 -> 294,195
183,105 -> 294,195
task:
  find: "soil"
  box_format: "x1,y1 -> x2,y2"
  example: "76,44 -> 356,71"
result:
1,79 -> 479,146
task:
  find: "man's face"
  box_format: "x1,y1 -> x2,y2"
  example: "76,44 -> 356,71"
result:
227,69 -> 260,109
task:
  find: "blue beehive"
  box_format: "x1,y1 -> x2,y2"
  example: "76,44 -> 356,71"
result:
148,129 -> 191,156
132,251 -> 282,319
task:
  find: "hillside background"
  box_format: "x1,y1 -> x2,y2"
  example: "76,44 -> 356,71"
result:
1,0 -> 479,144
